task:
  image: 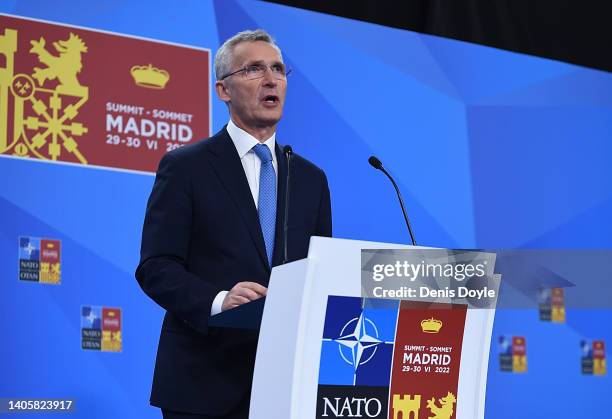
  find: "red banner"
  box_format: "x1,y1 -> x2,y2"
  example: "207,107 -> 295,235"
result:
0,15 -> 210,173
389,301 -> 467,419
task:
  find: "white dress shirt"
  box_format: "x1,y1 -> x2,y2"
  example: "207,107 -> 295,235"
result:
210,119 -> 278,316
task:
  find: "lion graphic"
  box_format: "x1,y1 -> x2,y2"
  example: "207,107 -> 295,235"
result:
427,391 -> 456,419
29,32 -> 87,92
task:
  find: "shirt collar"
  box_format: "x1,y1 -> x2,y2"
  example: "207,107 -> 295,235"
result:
227,119 -> 276,159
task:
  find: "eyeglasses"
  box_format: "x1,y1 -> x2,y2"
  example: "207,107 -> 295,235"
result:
221,63 -> 291,81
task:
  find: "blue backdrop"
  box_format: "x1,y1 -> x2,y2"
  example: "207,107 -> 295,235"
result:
1,1 -> 611,417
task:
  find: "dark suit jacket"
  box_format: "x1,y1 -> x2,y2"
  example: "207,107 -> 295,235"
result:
135,126 -> 332,415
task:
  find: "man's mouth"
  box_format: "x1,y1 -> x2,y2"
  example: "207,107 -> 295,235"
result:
262,95 -> 279,105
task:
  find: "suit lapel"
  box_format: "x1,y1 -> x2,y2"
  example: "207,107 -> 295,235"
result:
207,128 -> 270,270
272,142 -> 288,267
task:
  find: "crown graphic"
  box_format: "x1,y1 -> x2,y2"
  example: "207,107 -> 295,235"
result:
130,64 -> 170,89
421,318 -> 443,333
46,243 -> 55,249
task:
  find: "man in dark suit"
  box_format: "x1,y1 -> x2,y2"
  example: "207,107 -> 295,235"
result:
135,29 -> 332,419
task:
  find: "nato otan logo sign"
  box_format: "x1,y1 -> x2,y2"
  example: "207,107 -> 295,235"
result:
19,236 -> 61,284
317,296 -> 467,419
538,288 -> 565,323
581,340 -> 607,376
498,335 -> 527,373
81,306 -> 122,352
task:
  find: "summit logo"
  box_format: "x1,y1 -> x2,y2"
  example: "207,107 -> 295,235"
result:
19,236 -> 61,284
316,297 -> 467,419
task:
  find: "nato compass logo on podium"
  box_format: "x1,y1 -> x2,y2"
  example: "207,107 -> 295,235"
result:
316,296 -> 398,419
335,312 -> 384,376
319,296 -> 397,386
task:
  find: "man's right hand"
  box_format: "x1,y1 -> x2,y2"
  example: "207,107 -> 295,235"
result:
221,281 -> 267,311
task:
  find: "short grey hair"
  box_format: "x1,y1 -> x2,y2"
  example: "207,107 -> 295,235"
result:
214,29 -> 282,80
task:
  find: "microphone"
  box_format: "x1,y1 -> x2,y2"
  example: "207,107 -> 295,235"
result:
282,145 -> 293,264
368,155 -> 417,246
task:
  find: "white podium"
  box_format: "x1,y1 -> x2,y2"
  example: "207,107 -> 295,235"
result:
249,237 -> 497,419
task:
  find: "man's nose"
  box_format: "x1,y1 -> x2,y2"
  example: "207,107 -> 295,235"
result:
262,68 -> 277,85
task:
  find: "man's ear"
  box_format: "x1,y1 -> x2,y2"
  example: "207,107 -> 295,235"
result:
215,80 -> 230,103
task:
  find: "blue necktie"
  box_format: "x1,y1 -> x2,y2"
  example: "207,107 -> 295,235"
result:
253,144 -> 276,266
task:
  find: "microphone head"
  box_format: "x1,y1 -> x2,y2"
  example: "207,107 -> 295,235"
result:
368,155 -> 383,170
283,145 -> 293,155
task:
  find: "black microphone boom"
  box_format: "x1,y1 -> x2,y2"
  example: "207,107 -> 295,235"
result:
368,155 -> 417,246
282,145 -> 293,264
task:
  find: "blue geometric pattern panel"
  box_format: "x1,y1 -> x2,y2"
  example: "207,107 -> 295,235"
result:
0,1 -> 610,418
